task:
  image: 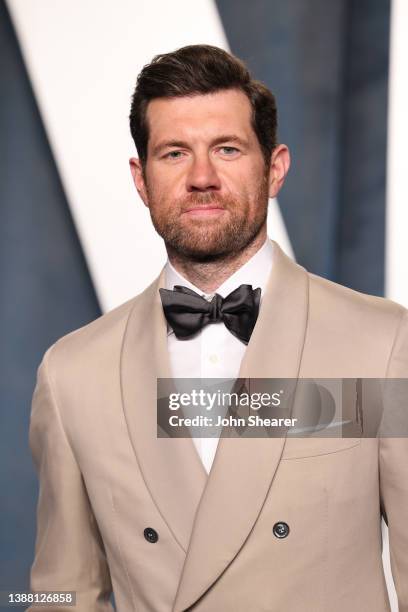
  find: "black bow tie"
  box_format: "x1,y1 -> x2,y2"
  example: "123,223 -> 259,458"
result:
159,284 -> 261,345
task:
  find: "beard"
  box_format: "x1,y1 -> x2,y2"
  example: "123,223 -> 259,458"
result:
146,175 -> 269,262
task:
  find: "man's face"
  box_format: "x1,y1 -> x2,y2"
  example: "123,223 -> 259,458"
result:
130,89 -> 289,261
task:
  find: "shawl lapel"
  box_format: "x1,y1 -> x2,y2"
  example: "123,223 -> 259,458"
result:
120,241 -> 309,610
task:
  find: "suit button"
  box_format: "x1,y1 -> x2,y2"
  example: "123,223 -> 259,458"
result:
273,521 -> 290,538
144,527 -> 159,543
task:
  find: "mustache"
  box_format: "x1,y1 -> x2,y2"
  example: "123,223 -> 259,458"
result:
178,192 -> 234,210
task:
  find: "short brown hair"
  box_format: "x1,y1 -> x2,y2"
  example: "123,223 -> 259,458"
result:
129,44 -> 278,167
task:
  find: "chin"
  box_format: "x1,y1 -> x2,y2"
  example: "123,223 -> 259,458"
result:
171,236 -> 242,262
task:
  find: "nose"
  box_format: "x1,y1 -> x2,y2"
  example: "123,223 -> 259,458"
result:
186,153 -> 221,192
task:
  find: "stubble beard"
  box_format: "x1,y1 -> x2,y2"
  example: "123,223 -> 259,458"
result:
146,175 -> 269,263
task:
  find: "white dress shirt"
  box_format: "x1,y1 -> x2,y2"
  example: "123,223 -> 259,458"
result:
164,238 -> 274,473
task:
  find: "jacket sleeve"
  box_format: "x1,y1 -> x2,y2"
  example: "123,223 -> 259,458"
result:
27,346 -> 114,611
380,309 -> 408,612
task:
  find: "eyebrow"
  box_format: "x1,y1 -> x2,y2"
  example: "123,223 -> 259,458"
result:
152,135 -> 249,156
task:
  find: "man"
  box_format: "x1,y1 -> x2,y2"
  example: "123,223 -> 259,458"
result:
28,45 -> 407,611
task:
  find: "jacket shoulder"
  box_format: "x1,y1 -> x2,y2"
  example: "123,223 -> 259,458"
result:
299,271 -> 408,376
41,277 -> 159,370
308,271 -> 408,322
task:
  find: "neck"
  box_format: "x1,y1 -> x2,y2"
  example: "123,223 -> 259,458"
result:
166,229 -> 267,293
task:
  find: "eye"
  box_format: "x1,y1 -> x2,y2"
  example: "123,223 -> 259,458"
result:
163,150 -> 184,160
219,146 -> 240,156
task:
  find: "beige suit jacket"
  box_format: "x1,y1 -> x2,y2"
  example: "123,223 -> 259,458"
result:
28,241 -> 408,612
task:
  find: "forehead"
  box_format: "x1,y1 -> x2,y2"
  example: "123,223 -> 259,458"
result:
145,89 -> 255,146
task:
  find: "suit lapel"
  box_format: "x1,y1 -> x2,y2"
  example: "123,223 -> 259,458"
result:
172,242 -> 310,611
120,242 -> 309,610
120,269 -> 207,553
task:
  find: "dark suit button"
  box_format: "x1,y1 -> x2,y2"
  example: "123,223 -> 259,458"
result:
273,521 -> 290,538
144,527 -> 159,543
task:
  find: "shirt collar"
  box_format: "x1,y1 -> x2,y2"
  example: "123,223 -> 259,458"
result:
164,237 -> 274,300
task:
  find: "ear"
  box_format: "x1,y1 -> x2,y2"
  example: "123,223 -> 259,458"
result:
129,157 -> 149,207
268,144 -> 291,199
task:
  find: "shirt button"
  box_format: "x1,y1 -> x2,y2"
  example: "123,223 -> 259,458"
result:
144,527 -> 159,543
209,354 -> 219,364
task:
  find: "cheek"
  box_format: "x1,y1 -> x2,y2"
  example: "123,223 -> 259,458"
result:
147,162 -> 186,192
147,186 -> 180,222
225,160 -> 267,197
145,177 -> 172,210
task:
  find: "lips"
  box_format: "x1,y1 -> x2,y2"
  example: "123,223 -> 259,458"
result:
183,204 -> 225,213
